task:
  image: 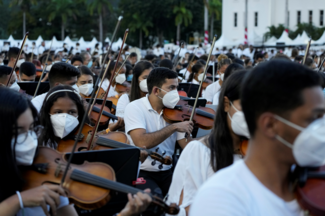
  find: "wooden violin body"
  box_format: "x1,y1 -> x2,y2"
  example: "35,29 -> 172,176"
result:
115,81 -> 131,94
89,103 -> 112,126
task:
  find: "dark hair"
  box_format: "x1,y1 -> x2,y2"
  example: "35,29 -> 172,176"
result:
187,62 -> 204,82
147,67 -> 178,94
39,85 -> 86,148
8,47 -> 19,60
0,65 -> 12,79
206,71 -> 247,171
294,55 -> 304,63
291,48 -> 299,58
305,57 -> 314,67
244,58 -> 251,66
77,65 -> 93,78
223,63 -> 245,82
71,55 -> 84,65
199,55 -> 208,62
20,62 -> 36,77
242,59 -> 322,137
130,61 -> 153,102
48,62 -> 80,88
130,52 -> 137,58
232,58 -> 244,66
159,59 -> 173,69
39,54 -> 53,64
255,53 -> 264,60
80,51 -> 90,62
0,87 -> 38,201
145,54 -> 156,61
105,61 -> 122,80
125,64 -> 133,78
273,53 -> 291,61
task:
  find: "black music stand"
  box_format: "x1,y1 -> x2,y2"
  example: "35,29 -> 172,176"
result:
65,148 -> 140,216
85,98 -> 112,110
18,81 -> 50,96
178,83 -> 200,98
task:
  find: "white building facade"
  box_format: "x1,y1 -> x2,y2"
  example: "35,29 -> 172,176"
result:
222,0 -> 325,45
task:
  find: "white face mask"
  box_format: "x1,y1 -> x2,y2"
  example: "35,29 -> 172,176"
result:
50,113 -> 79,139
12,131 -> 38,166
10,81 -> 20,92
228,102 -> 250,138
115,73 -> 126,84
78,83 -> 93,96
220,73 -> 224,81
45,64 -> 52,71
71,84 -> 80,93
275,115 -> 325,167
158,88 -> 180,109
139,79 -> 148,92
198,73 -> 206,81
17,59 -> 25,67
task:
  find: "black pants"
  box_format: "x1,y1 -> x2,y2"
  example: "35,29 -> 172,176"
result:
135,169 -> 173,215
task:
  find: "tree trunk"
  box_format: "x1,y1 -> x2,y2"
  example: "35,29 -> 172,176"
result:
157,30 -> 164,45
99,13 -> 103,44
61,22 -> 65,40
210,14 -> 214,40
177,24 -> 181,43
139,30 -> 143,49
23,12 -> 26,37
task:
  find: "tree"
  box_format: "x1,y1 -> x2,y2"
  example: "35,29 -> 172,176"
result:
129,13 -> 153,48
86,0 -> 112,45
47,0 -> 79,40
173,2 -> 193,43
264,24 -> 286,41
204,0 -> 222,40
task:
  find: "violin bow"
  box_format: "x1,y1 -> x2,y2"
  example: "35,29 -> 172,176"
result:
186,35 -> 217,141
86,29 -> 129,151
172,42 -> 183,70
30,46 -> 34,63
6,32 -> 29,86
101,16 -> 123,66
302,39 -> 312,65
180,47 -> 197,82
33,39 -> 53,98
318,57 -> 325,72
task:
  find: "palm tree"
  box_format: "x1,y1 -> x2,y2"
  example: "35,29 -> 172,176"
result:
173,2 -> 193,43
129,13 -> 153,48
86,0 -> 112,45
47,0 -> 79,40
204,0 -> 222,40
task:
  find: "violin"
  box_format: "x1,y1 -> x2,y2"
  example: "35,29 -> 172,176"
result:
22,147 -> 180,214
294,165 -> 325,216
163,100 -> 216,130
97,89 -> 120,114
89,103 -> 118,126
178,90 -> 188,97
115,81 -> 131,94
239,139 -> 249,156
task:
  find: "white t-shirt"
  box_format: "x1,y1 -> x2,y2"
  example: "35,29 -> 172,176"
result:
179,68 -> 190,82
174,48 -> 188,58
203,81 -> 221,103
167,140 -> 242,216
212,91 -> 221,106
194,48 -> 205,57
16,196 -> 69,216
190,160 -> 304,216
124,95 -> 185,172
99,78 -> 119,98
31,92 -> 48,113
153,48 -> 164,56
116,93 -> 130,118
38,46 -> 45,55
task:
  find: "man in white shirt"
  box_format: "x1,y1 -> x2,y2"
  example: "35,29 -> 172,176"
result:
190,59 -> 325,216
153,44 -> 164,57
124,67 -> 194,214
174,42 -> 188,58
38,41 -> 46,55
178,54 -> 199,82
31,62 -> 80,112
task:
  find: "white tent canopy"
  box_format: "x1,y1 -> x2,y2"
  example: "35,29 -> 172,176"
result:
314,31 -> 325,45
276,31 -> 293,45
213,35 -> 235,49
264,36 -> 277,46
77,37 -> 87,49
112,37 -> 125,51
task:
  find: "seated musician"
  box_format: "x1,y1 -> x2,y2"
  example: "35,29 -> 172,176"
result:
31,62 -> 80,112
190,60 -> 325,215
167,70 -> 248,216
98,61 -> 127,97
124,67 -> 194,214
178,54 -> 198,82
186,62 -> 205,85
0,87 -> 152,216
0,65 -> 20,91
18,62 -> 36,82
71,55 -> 83,67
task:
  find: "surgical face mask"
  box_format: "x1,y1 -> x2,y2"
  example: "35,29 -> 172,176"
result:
198,73 -> 206,82
139,79 -> 148,92
17,59 -> 25,67
71,84 -> 80,93
50,113 -> 79,139
275,115 -> 325,167
10,81 -> 20,92
87,60 -> 93,68
12,131 -> 38,166
115,73 -> 126,84
158,88 -> 180,109
228,102 -> 250,138
126,74 -> 133,82
45,64 -> 52,71
78,83 -> 93,96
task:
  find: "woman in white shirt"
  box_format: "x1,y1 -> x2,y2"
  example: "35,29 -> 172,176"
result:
116,61 -> 153,118
166,70 -> 249,216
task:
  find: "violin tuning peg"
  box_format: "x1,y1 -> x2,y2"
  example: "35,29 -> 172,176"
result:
151,160 -> 156,166
158,164 -> 163,170
155,147 -> 159,152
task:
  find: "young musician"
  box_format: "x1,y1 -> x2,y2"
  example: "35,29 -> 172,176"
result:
186,62 -> 205,84
204,54 -> 231,104
190,60 -> 325,215
32,62 -> 80,112
18,62 -> 36,82
0,65 -> 19,90
116,61 -> 153,118
124,67 -> 194,210
178,54 -> 199,82
167,71 -> 248,216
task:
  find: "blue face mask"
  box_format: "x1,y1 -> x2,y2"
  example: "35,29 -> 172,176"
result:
323,88 -> 325,98
126,74 -> 133,81
87,61 -> 93,68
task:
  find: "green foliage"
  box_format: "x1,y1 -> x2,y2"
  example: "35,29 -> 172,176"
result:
264,24 -> 286,40
47,0 -> 79,24
173,2 -> 193,26
128,13 -> 153,36
205,0 -> 222,19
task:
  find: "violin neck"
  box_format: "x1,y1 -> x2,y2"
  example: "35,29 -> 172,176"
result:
195,108 -> 214,119
92,106 -> 118,121
96,136 -> 136,149
70,169 -> 142,195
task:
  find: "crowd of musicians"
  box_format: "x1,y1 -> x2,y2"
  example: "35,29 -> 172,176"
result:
0,36 -> 325,216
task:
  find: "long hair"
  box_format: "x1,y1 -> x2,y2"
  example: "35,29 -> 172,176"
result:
206,70 -> 247,172
0,87 -> 39,201
187,62 -> 203,83
129,61 -> 153,102
38,85 -> 86,148
104,61 -> 122,80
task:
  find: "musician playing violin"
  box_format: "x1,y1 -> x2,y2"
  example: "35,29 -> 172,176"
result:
191,60 -> 325,215
0,65 -> 19,90
124,68 -> 194,215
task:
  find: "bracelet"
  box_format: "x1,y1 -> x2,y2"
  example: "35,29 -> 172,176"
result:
16,191 -> 24,209
106,128 -> 110,133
